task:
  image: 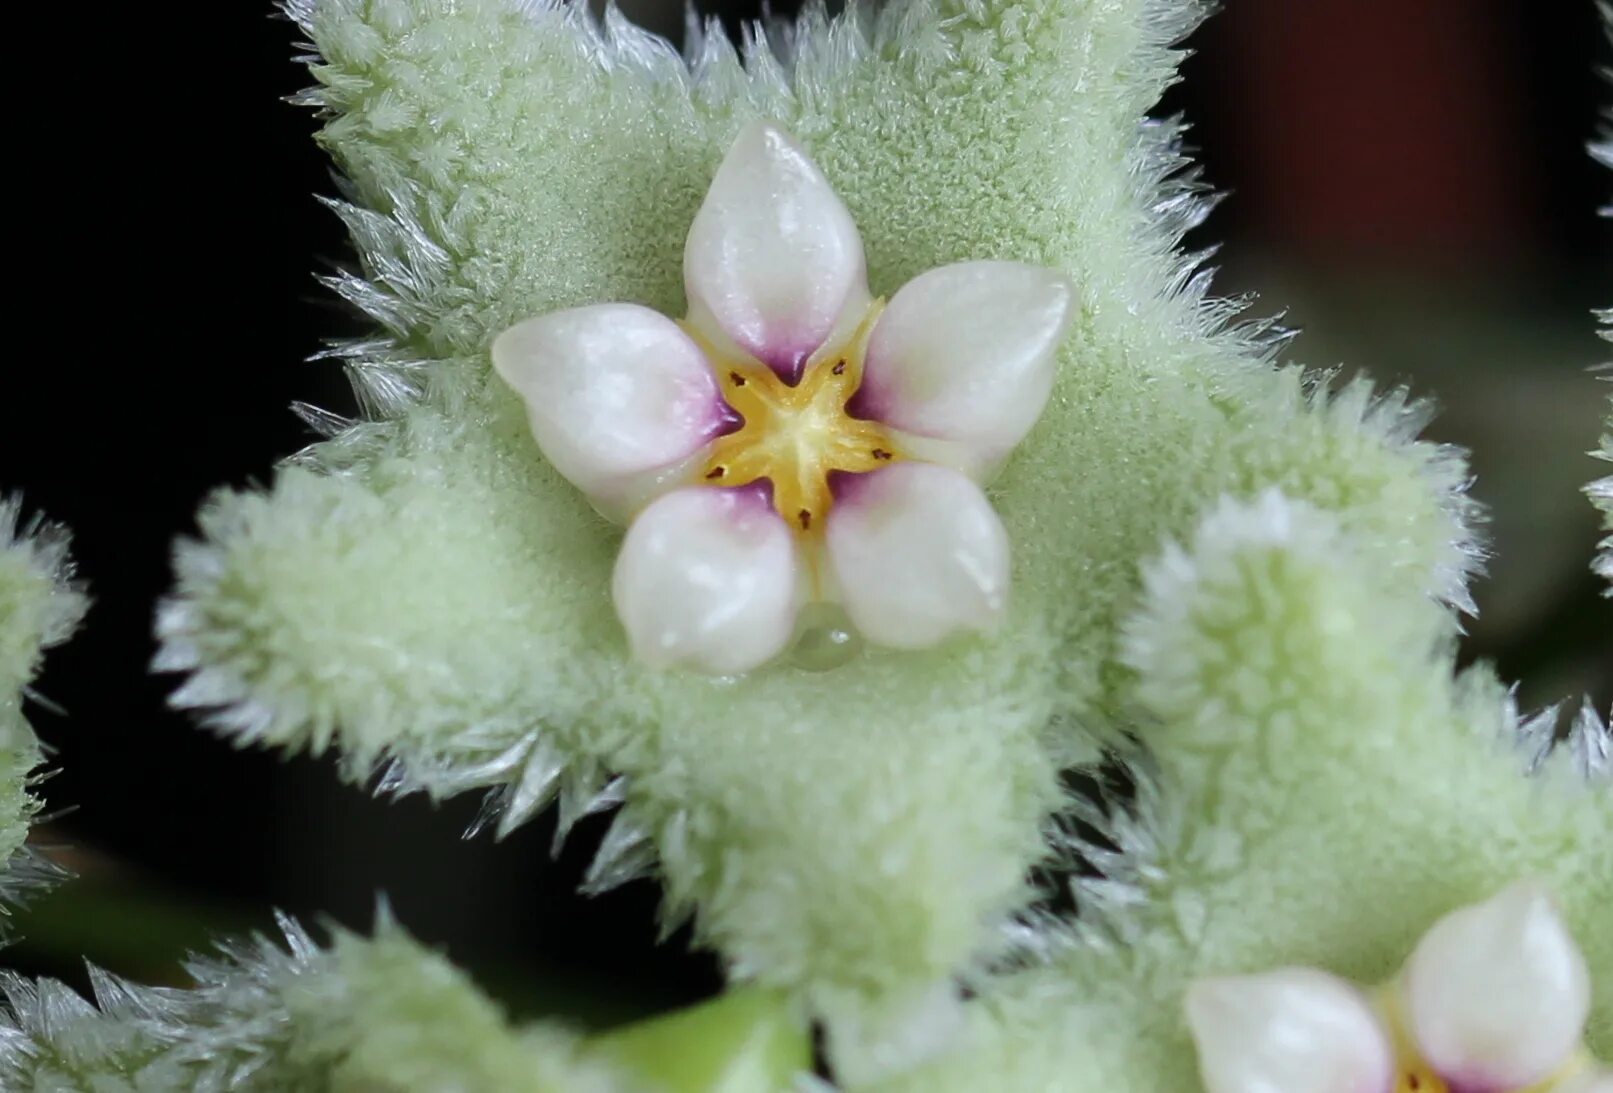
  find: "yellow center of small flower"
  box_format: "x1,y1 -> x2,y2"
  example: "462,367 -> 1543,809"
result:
1393,1067 -> 1448,1093
688,303 -> 903,535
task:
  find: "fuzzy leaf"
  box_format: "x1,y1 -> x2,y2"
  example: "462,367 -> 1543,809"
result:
160,0 -> 1482,1046
0,496 -> 86,924
0,912 -> 638,1092
867,492 -> 1611,1090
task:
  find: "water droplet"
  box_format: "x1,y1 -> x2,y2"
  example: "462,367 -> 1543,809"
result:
790,603 -> 861,671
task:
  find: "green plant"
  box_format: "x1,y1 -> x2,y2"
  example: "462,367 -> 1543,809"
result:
1,1 -> 1608,1089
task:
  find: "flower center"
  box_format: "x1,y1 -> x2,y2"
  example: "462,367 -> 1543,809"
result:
1394,1068 -> 1448,1093
689,303 -> 901,535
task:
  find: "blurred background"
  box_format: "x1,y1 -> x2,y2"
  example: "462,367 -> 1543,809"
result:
4,0 -> 1609,1029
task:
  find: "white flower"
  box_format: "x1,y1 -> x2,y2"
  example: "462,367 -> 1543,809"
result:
1186,881 -> 1603,1093
1186,968 -> 1396,1093
493,122 -> 1074,674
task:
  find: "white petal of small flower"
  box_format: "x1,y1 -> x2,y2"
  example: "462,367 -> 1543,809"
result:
825,463 -> 1010,649
684,121 -> 871,384
612,486 -> 799,674
493,304 -> 732,516
1185,969 -> 1395,1093
1405,880 -> 1591,1090
852,260 -> 1074,477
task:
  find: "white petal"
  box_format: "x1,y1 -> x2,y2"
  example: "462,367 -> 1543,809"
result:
851,261 -> 1074,477
1405,881 -> 1591,1090
493,304 -> 733,517
684,121 -> 870,384
1557,1069 -> 1613,1093
1185,969 -> 1395,1093
612,485 -> 799,674
824,463 -> 1010,649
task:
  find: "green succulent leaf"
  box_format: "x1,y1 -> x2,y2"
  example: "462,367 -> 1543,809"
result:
0,912 -> 640,1092
868,491 -> 1611,1090
155,0 -> 1490,1051
0,496 -> 87,925
588,986 -> 812,1093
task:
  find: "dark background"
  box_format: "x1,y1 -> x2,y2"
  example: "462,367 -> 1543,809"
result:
4,0 -> 1610,1025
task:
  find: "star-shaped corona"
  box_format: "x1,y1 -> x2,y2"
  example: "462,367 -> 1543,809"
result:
492,122 -> 1075,674
1185,881 -> 1610,1093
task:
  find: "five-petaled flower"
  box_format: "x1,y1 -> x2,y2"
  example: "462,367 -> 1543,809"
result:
493,122 -> 1074,674
1186,880 -> 1610,1093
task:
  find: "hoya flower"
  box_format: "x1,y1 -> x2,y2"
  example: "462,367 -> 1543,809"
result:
1186,881 -> 1609,1093
491,122 -> 1074,674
